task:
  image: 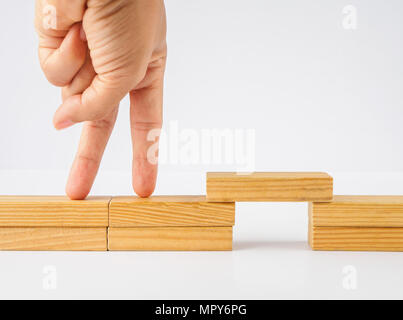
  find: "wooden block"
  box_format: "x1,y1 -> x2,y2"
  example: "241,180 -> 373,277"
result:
109,196 -> 235,227
108,227 -> 233,251
310,196 -> 403,227
207,172 -> 333,202
0,227 -> 107,251
310,226 -> 403,252
0,196 -> 110,227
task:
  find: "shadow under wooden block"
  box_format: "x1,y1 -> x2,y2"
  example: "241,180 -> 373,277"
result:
108,227 -> 233,251
0,227 -> 107,251
109,196 -> 235,227
0,196 -> 110,227
207,172 -> 333,202
309,196 -> 403,252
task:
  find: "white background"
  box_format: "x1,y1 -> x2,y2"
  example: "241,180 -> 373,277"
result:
0,0 -> 403,299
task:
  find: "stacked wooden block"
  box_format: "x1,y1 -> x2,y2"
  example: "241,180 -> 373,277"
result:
0,196 -> 110,251
309,196 -> 403,251
108,196 -> 234,251
1,172 -> 402,252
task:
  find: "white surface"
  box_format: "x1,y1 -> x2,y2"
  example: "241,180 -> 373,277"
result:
0,0 -> 403,299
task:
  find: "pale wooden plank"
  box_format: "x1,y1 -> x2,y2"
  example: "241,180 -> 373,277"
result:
0,196 -> 110,227
310,226 -> 403,252
207,172 -> 333,202
0,227 -> 107,251
110,196 -> 235,227
311,195 -> 403,227
108,227 -> 233,251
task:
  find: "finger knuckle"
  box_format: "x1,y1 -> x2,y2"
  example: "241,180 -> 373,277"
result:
132,121 -> 162,132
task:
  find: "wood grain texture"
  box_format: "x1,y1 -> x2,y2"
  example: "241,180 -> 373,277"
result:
109,196 -> 235,227
108,227 -> 233,251
310,195 -> 403,227
0,196 -> 110,227
0,227 -> 107,251
310,226 -> 403,252
207,172 -> 333,202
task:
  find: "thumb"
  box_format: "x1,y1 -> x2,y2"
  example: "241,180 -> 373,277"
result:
53,75 -> 131,129
38,23 -> 87,87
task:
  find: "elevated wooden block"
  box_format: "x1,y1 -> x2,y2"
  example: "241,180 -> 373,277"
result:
310,196 -> 403,227
0,227 -> 107,251
207,172 -> 333,202
0,196 -> 110,227
109,196 -> 235,227
108,227 -> 233,251
309,227 -> 403,252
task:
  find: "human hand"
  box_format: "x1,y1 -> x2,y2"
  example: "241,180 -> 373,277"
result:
35,0 -> 167,199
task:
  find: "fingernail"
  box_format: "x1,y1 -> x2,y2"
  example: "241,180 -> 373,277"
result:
80,26 -> 87,42
55,120 -> 74,130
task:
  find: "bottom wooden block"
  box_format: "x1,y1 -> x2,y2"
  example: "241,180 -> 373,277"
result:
0,227 -> 107,251
310,226 -> 403,252
108,227 -> 233,251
